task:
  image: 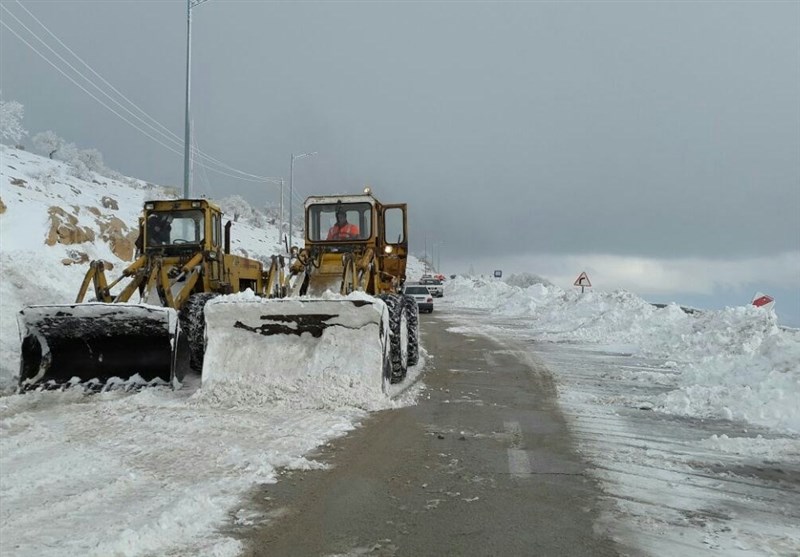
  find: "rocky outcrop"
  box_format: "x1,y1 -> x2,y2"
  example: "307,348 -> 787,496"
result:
61,250 -> 89,266
0,197 -> 6,214
97,216 -> 137,261
46,206 -> 95,246
44,205 -> 138,262
60,254 -> 113,271
100,196 -> 119,210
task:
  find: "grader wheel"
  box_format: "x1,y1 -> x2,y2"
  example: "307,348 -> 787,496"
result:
403,294 -> 420,367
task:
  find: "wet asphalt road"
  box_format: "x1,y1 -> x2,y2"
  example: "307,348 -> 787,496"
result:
232,313 -> 620,557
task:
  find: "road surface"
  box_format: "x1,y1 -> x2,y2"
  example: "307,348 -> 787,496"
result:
232,313 -> 620,557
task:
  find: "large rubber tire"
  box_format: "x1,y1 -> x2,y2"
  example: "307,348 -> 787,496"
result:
380,316 -> 393,385
178,292 -> 218,372
403,295 -> 420,367
380,294 -> 408,383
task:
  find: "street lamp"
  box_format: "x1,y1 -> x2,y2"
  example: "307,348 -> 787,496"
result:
432,241 -> 443,272
289,151 -> 317,254
263,177 -> 284,246
183,0 -> 210,199
279,177 -> 285,247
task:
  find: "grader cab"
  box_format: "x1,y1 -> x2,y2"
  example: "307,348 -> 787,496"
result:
289,190 -> 410,297
17,199 -> 279,391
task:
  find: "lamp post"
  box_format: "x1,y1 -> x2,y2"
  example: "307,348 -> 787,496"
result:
183,0 -> 210,199
279,177 -> 285,247
288,151 -> 317,254
263,177 -> 284,246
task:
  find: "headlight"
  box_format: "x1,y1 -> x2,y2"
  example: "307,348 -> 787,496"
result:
384,245 -> 393,254
191,201 -> 201,208
145,203 -> 154,210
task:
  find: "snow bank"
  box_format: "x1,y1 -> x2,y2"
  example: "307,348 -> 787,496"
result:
446,275 -> 800,433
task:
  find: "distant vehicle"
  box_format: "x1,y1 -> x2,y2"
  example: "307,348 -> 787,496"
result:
404,285 -> 434,313
418,277 -> 444,297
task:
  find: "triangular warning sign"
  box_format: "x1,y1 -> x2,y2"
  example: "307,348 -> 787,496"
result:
573,271 -> 591,288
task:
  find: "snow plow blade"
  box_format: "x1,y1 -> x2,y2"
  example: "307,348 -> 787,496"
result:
17,303 -> 187,391
201,295 -> 391,395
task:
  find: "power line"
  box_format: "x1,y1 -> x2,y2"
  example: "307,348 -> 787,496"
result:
0,19 -> 189,159
4,17 -> 279,187
3,2 -> 275,185
11,3 -> 181,150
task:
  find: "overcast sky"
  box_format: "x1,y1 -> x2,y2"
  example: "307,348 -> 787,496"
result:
1,0 -> 798,322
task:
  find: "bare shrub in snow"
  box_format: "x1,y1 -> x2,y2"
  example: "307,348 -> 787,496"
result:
32,130 -> 64,159
78,148 -> 105,173
34,131 -> 123,182
217,195 -> 268,227
218,195 -> 251,222
0,99 -> 26,144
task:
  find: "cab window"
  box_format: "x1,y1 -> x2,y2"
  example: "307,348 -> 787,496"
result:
384,207 -> 405,244
147,209 -> 205,247
212,213 -> 220,247
307,202 -> 372,241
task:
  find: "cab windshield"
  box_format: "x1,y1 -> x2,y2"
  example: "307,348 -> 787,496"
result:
146,209 -> 205,247
307,202 -> 372,242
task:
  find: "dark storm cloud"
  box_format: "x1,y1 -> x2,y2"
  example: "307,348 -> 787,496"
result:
2,0 -> 798,264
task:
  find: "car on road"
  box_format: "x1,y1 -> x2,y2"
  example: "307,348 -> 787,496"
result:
419,277 -> 444,297
404,285 -> 434,313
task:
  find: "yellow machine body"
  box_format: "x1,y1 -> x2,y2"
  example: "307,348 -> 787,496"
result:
17,198 -> 278,391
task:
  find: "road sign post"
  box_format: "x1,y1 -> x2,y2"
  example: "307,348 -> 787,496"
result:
573,271 -> 592,294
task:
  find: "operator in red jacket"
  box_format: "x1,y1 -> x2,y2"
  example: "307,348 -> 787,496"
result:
327,208 -> 359,240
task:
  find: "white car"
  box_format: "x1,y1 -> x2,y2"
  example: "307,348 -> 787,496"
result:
404,285 -> 434,313
418,277 -> 444,297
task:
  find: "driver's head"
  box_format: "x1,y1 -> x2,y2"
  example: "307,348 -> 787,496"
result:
335,208 -> 347,224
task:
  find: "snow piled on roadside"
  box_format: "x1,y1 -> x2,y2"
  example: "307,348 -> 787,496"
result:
444,275 -> 800,433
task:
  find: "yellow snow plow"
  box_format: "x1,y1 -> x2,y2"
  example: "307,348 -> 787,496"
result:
201,188 -> 419,394
18,303 -> 183,391
201,295 -> 392,395
17,198 -> 275,391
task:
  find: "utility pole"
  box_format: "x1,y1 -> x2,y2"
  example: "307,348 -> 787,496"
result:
183,0 -> 210,199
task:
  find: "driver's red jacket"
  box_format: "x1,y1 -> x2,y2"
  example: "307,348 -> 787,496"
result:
327,223 -> 359,240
